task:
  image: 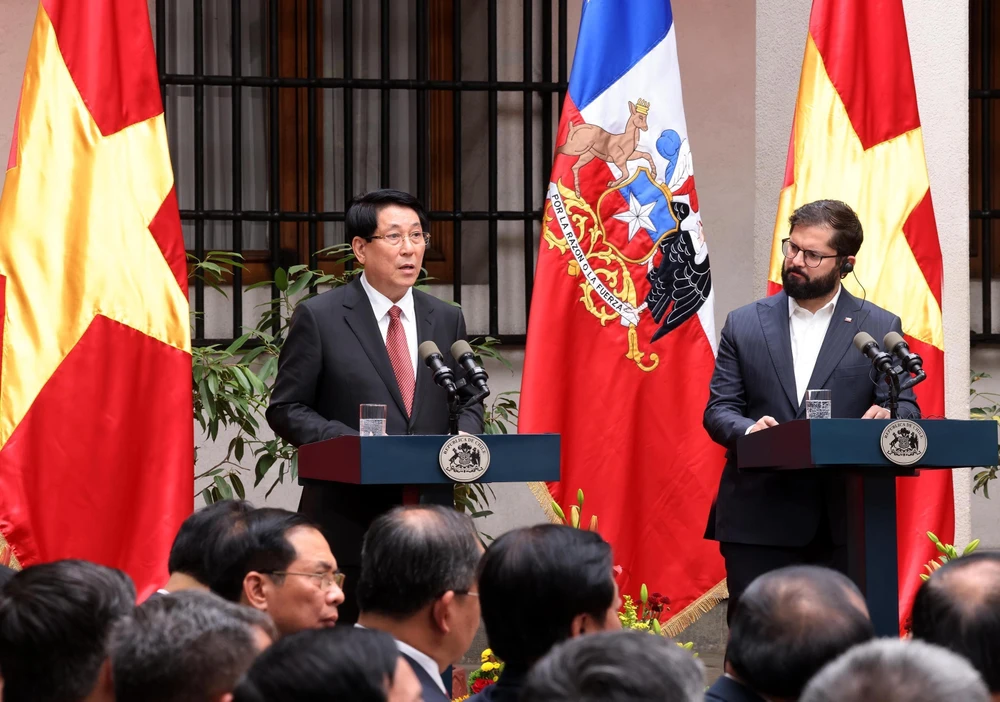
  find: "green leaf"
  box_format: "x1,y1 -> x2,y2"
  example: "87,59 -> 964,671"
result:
274,267 -> 289,291
260,355 -> 279,384
201,487 -> 215,506
235,437 -> 245,462
225,332 -> 253,354
214,475 -> 233,500
255,455 -> 276,487
286,271 -> 314,297
964,539 -> 980,554
229,473 -> 246,500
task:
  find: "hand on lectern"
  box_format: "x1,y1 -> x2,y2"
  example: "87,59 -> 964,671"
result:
861,404 -> 891,420
748,415 -> 779,434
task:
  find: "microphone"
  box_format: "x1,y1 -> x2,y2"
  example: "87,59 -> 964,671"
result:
853,332 -> 894,374
418,341 -> 457,393
883,331 -> 924,374
450,340 -> 490,394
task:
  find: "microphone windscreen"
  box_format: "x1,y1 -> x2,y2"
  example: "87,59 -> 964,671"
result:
853,331 -> 876,353
418,341 -> 441,362
450,339 -> 473,361
883,331 -> 904,351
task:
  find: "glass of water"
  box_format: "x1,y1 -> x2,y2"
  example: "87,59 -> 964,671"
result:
806,389 -> 832,419
359,404 -> 387,436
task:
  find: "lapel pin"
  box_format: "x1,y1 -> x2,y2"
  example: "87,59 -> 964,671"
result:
844,317 -> 852,323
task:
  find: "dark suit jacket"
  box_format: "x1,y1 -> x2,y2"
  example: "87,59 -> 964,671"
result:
703,288 -> 918,547
266,277 -> 484,568
705,675 -> 766,702
401,652 -> 450,702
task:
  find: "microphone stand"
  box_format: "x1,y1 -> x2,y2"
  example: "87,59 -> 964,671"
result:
447,379 -> 489,435
881,364 -> 926,420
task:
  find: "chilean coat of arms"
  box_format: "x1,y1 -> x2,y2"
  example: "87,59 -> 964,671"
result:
544,98 -> 713,372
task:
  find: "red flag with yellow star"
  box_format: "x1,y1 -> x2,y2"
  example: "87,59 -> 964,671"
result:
0,0 -> 192,597
769,0 -> 948,630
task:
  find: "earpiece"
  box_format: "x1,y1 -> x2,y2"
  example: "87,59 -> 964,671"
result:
840,258 -> 854,278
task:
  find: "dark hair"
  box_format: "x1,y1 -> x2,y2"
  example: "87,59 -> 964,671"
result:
727,565 -> 875,699
521,629 -> 704,702
0,564 -> 15,587
212,508 -> 319,602
233,627 -> 400,702
478,524 -> 614,667
167,499 -> 255,583
110,590 -> 273,702
911,552 -> 1000,692
800,638 -> 989,702
788,199 -> 864,257
0,559 -> 135,702
356,505 -> 481,618
346,189 -> 429,241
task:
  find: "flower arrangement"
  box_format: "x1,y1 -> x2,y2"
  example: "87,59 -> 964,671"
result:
462,648 -> 504,697
920,531 -> 979,581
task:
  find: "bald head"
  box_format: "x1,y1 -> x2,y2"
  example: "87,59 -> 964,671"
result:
356,505 -> 482,619
912,552 -> 1000,693
727,566 -> 875,699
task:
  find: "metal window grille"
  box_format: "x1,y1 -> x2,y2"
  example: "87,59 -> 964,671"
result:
155,0 -> 570,347
972,0 -> 999,343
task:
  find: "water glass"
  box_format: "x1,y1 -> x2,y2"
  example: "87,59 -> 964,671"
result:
806,389 -> 832,419
359,404 -> 387,436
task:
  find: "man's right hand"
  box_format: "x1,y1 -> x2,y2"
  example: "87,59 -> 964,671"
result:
747,416 -> 779,434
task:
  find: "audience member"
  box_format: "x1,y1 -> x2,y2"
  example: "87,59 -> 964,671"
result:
356,505 -> 483,702
711,565 -> 874,702
800,638 -> 989,702
469,524 -> 621,701
160,499 -> 255,594
521,629 -> 704,702
232,626 -> 422,702
0,559 -> 135,702
213,507 -> 344,636
911,552 -> 1000,700
110,590 -> 276,702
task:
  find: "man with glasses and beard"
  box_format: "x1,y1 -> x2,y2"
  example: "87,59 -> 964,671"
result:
702,199 -> 918,622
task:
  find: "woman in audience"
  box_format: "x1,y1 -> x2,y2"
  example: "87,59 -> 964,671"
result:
232,626 -> 421,702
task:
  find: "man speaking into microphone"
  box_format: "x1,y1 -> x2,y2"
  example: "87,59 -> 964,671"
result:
703,200 -> 919,621
267,189 -> 484,624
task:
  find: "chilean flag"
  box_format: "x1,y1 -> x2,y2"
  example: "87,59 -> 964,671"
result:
521,0 -> 728,633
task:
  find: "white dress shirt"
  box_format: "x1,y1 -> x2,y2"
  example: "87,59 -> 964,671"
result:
360,272 -> 418,378
354,624 -> 447,696
788,286 -> 841,405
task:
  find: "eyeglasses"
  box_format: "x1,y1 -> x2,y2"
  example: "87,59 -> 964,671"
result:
781,238 -> 841,268
370,231 -> 431,247
265,571 -> 346,591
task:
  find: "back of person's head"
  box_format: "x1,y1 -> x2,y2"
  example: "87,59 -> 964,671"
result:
110,590 -> 276,702
0,559 -> 135,702
911,552 -> 1000,694
726,565 -> 874,699
800,638 -> 990,702
356,505 -> 481,618
168,499 -> 255,585
478,524 -> 617,668
212,507 -> 317,602
0,564 -> 15,588
521,629 -> 704,702
233,627 -> 419,702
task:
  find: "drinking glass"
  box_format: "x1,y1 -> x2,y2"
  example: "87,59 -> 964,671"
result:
806,389 -> 832,419
359,404 -> 387,436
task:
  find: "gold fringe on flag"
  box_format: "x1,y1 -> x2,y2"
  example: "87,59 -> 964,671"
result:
0,532 -> 22,570
527,480 -> 727,636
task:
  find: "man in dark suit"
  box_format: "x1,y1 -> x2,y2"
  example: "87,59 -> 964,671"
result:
266,189 -> 484,624
703,199 -> 919,620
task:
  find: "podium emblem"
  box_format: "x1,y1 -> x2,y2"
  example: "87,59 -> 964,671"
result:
439,435 -> 491,483
880,420 -> 927,466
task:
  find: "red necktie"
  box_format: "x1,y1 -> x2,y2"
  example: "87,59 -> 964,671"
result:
386,306 -> 414,416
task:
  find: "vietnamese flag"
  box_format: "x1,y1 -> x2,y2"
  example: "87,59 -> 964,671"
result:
0,0 -> 192,597
768,0 -> 948,631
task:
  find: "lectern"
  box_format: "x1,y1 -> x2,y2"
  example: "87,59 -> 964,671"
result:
298,433 -> 561,505
738,419 -> 996,636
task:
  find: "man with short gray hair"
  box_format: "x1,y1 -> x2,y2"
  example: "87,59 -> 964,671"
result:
109,590 -> 276,702
800,639 -> 989,702
521,629 -> 704,702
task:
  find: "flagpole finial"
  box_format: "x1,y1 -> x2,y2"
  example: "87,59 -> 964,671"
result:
635,98 -> 650,115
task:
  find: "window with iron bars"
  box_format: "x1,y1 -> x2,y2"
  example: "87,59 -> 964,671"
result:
154,0 -> 571,347
971,0 -> 1000,343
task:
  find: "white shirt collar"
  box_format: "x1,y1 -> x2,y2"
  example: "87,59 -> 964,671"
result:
360,271 -> 415,323
788,285 -> 842,319
353,624 -> 447,696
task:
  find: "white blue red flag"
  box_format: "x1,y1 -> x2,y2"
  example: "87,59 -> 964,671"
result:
521,0 -> 728,632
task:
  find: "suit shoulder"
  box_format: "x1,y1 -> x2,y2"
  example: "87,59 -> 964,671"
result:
295,284 -> 352,315
414,288 -> 462,316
